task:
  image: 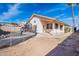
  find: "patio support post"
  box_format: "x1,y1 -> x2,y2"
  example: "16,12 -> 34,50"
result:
52,22 -> 55,35
58,24 -> 60,34
52,23 -> 55,30
63,25 -> 65,33
58,24 -> 60,30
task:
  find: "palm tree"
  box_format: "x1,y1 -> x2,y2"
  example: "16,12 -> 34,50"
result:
67,3 -> 79,32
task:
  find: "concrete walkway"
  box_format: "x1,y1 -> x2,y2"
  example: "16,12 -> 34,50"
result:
46,31 -> 79,56
0,32 -> 71,56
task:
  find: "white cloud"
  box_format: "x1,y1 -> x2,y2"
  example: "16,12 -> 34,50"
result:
0,4 -> 21,21
64,16 -> 79,20
59,15 -> 79,22
43,7 -> 68,14
59,15 -> 79,26
16,18 -> 29,24
43,8 -> 60,14
54,14 -> 65,18
36,10 -> 41,13
61,7 -> 68,10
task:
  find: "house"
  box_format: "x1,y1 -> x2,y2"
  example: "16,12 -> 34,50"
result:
0,23 -> 21,32
19,22 -> 26,27
27,14 -> 71,34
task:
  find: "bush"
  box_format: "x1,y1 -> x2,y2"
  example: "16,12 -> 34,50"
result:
64,27 -> 71,33
0,29 -> 10,36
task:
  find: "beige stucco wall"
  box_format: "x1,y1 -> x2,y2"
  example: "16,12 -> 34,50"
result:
29,16 -> 65,34
30,17 -> 43,33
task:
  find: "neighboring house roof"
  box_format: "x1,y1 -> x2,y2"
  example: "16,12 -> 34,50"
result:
0,23 -> 21,32
10,23 -> 19,27
4,23 -> 19,27
27,14 -> 71,26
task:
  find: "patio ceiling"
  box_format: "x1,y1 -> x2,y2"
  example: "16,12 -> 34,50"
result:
40,19 -> 53,24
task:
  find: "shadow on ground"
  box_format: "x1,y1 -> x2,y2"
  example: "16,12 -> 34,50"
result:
46,30 -> 79,56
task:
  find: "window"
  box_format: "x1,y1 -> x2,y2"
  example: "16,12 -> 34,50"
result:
60,25 -> 63,30
46,24 -> 52,29
50,24 -> 52,29
55,23 -> 58,29
47,24 -> 49,29
34,20 -> 36,23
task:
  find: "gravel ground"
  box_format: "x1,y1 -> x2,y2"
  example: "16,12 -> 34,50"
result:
0,32 -> 72,56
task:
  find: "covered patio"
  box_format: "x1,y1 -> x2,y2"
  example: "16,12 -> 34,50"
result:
40,18 -> 64,34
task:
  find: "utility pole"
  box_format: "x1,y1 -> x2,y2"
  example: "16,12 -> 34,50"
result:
71,4 -> 76,32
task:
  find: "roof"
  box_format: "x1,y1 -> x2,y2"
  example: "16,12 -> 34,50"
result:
3,23 -> 19,27
27,14 -> 71,26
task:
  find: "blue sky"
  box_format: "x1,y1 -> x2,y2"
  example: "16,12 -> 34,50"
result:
0,3 -> 79,26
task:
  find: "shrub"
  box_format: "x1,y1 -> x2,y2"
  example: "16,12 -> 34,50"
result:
0,29 -> 10,36
64,27 -> 71,33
